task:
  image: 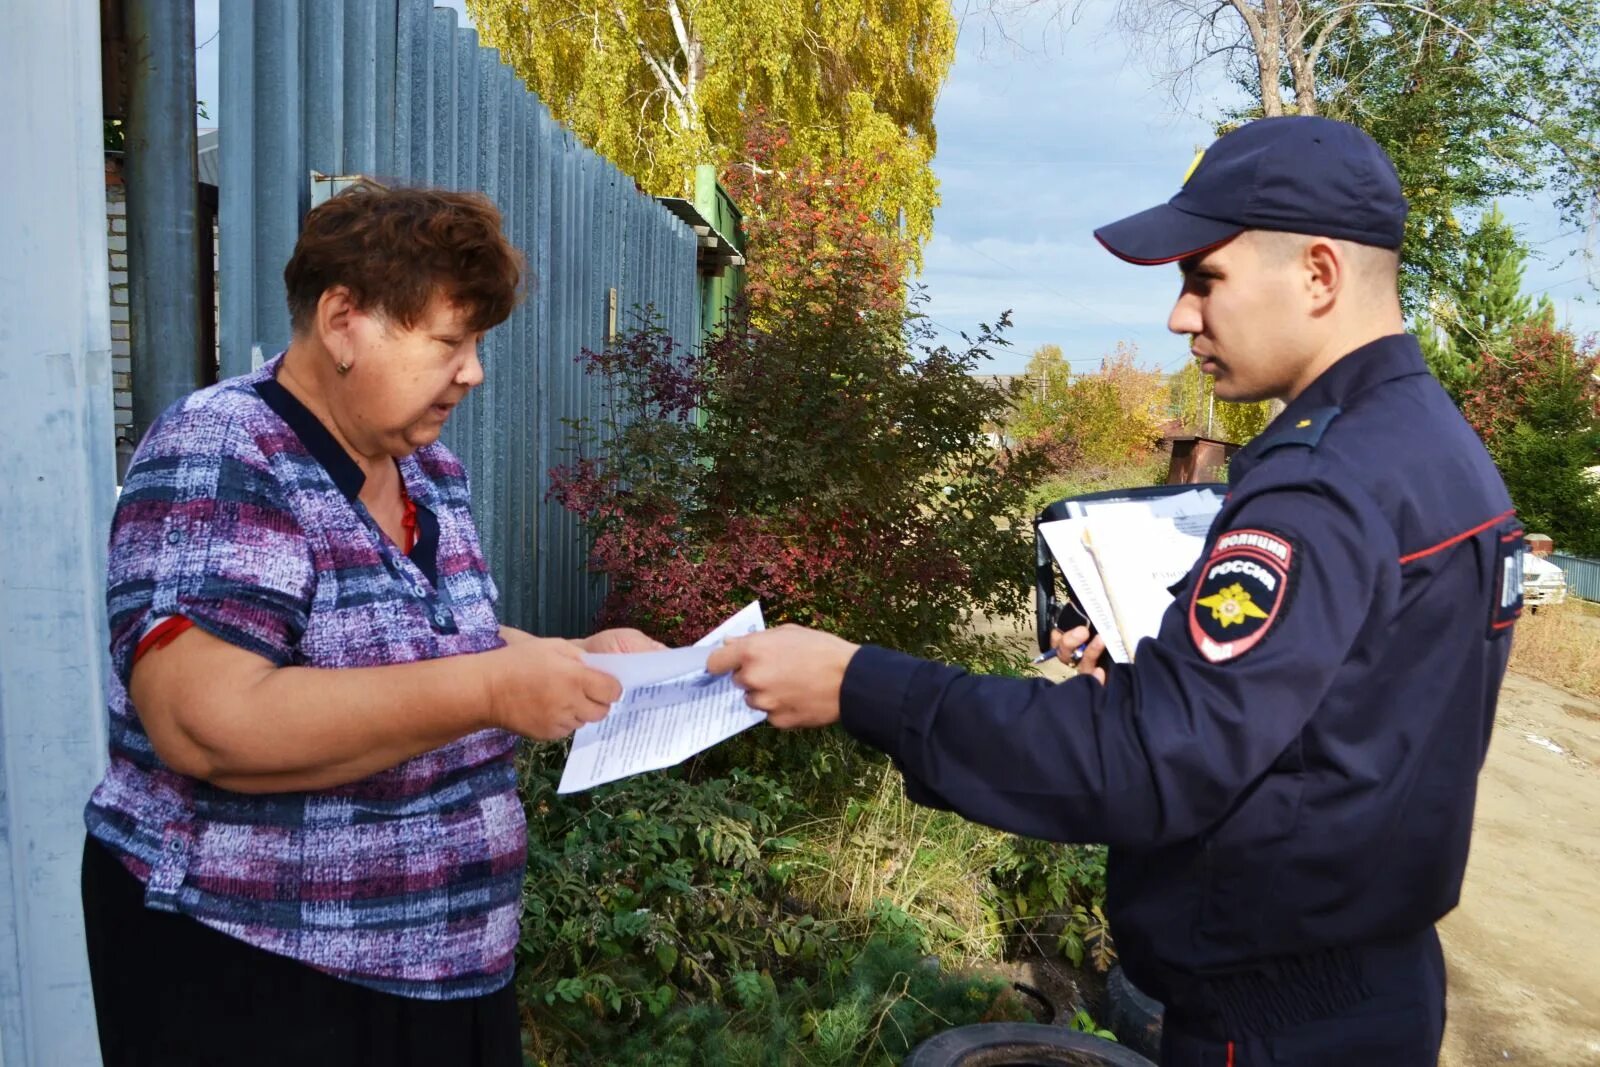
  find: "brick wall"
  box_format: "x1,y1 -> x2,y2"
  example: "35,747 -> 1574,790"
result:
106,156 -> 133,470
104,155 -> 222,478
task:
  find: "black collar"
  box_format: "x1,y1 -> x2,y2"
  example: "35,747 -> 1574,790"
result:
252,375 -> 443,585
1232,333 -> 1428,477
1281,333 -> 1428,415
253,376 -> 367,501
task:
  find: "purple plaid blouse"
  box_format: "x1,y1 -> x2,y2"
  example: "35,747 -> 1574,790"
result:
84,356 -> 522,1000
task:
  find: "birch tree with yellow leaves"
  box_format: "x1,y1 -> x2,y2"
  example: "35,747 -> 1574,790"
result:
467,0 -> 957,252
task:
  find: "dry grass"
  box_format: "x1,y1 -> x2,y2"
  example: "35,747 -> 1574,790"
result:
1509,600 -> 1600,698
787,765 -> 1010,965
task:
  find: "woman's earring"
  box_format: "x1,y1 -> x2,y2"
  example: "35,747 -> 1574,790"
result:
336,361 -> 351,375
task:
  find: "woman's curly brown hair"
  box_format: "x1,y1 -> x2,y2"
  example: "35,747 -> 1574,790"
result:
284,181 -> 523,335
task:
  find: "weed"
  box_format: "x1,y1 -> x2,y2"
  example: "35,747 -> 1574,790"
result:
1510,600 -> 1600,697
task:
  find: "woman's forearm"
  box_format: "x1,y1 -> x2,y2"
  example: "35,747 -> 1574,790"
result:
132,626 -> 501,792
132,623 -> 624,794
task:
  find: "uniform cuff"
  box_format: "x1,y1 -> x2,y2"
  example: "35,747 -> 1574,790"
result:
840,645 -> 926,759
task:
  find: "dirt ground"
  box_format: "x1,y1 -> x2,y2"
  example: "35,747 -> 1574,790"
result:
1004,619 -> 1600,1063
1437,672 -> 1600,1067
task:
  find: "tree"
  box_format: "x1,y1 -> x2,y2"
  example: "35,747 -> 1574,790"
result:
1458,320 -> 1600,554
1010,342 -> 1168,470
1415,204 -> 1554,399
1011,344 -> 1069,440
550,139 -> 1045,655
1168,361 -> 1275,444
1085,0 -> 1600,310
720,116 -> 914,327
466,0 -> 956,251
1024,343 -> 1070,391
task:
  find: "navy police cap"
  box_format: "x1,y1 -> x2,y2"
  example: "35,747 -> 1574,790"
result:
1095,116 -> 1408,265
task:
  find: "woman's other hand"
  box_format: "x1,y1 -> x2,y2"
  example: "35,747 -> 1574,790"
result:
578,628 -> 667,654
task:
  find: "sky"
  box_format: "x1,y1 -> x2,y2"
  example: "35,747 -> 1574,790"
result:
194,0 -> 1599,377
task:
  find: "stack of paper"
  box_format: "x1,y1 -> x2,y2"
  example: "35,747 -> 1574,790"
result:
1039,490 -> 1224,663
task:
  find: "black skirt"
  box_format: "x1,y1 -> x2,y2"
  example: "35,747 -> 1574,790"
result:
80,837 -> 522,1067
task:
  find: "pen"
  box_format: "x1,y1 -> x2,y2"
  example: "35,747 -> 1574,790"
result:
1031,645 -> 1086,666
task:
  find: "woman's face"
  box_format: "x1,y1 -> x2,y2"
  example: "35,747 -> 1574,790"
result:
340,296 -> 486,457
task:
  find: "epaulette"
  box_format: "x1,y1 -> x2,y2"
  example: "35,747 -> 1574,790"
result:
1253,405 -> 1342,458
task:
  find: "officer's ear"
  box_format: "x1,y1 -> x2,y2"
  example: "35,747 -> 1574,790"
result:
1303,239 -> 1343,314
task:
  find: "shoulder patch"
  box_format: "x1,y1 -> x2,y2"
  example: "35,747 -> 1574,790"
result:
1189,528 -> 1296,663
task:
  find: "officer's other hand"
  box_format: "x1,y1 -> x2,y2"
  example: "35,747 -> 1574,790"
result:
1076,635 -> 1108,685
1051,625 -> 1107,685
1050,624 -> 1091,661
705,625 -> 860,729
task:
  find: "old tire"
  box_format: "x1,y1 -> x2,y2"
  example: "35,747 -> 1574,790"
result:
1104,966 -> 1163,1060
903,1022 -> 1157,1066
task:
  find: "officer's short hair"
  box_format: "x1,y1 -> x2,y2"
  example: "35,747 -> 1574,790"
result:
1247,230 -> 1400,288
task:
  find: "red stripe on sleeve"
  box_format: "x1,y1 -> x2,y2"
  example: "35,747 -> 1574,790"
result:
133,616 -> 195,664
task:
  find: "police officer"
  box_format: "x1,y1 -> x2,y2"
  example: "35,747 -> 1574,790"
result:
707,116 -> 1521,1065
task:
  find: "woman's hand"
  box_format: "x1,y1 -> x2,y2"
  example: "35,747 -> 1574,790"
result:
487,638 -> 622,740
579,628 -> 667,654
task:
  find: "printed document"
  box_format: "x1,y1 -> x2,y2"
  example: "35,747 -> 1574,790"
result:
557,601 -> 766,793
1039,489 -> 1223,663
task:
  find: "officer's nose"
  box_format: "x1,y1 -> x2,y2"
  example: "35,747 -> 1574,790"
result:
1168,291 -> 1203,337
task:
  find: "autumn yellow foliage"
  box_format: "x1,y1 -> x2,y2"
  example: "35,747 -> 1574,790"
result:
467,0 -> 955,254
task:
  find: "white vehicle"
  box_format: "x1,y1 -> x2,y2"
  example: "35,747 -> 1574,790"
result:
1522,552 -> 1567,610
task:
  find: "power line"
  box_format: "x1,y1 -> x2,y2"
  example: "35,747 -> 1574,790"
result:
956,240 -> 1170,342
1528,270 -> 1598,296
1533,227 -> 1584,246
916,315 -> 1125,364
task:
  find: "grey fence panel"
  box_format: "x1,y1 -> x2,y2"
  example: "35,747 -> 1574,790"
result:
1551,554 -> 1600,603
428,8 -> 456,188
532,104 -> 555,628
218,0 -> 255,378
507,84 -> 532,627
304,2 -> 344,175
394,0 -> 431,180
219,2 -> 701,636
342,0 -> 379,174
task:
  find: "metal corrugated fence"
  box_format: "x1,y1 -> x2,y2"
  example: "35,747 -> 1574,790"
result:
219,0 -> 700,636
1550,554 -> 1600,602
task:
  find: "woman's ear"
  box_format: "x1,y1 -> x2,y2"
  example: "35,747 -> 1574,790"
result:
316,286 -> 360,373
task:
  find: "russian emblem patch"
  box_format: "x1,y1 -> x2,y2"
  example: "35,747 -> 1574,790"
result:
1189,528 -> 1295,663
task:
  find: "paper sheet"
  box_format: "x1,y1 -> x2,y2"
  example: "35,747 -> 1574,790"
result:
1083,514 -> 1207,657
1038,490 -> 1223,664
1038,517 -> 1132,664
557,602 -> 766,793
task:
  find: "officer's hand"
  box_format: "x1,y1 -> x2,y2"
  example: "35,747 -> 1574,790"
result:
705,625 -> 860,729
1075,635 -> 1108,685
1050,624 -> 1092,662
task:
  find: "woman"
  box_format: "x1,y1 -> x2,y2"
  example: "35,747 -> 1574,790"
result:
81,182 -> 657,1066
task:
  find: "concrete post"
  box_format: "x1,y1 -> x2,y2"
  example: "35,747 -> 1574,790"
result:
0,0 -> 115,1063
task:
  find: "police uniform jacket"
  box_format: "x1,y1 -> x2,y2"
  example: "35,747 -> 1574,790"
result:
840,333 -> 1518,1032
